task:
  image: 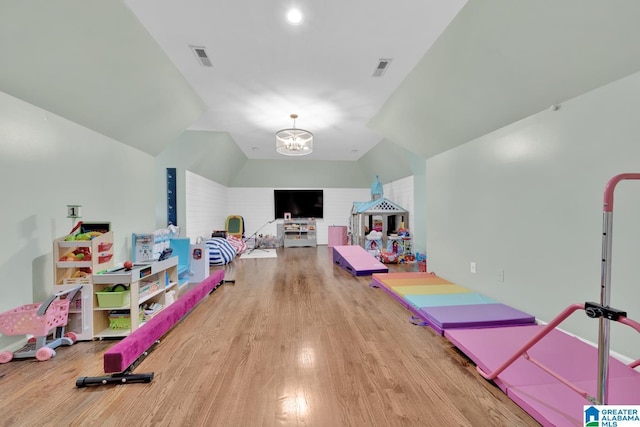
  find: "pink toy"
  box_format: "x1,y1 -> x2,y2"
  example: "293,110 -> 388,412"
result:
0,286 -> 81,363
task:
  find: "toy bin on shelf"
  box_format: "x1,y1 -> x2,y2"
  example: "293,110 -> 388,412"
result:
108,310 -> 143,330
95,285 -> 130,308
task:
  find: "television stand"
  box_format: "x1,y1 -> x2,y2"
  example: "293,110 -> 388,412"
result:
283,218 -> 317,248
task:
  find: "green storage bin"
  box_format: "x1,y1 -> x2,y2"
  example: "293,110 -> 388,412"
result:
96,284 -> 130,308
108,310 -> 143,329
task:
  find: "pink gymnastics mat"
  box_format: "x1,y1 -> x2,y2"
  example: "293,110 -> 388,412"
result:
333,245 -> 388,276
445,325 -> 640,426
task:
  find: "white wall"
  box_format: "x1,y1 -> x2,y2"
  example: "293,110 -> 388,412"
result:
0,91 -> 157,350
218,185 -> 379,246
184,173 -> 371,245
226,187 -> 370,245
383,176 -> 415,232
426,71 -> 640,358
185,171 -> 228,240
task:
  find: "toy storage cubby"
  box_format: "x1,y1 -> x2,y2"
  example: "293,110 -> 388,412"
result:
283,218 -> 317,247
91,257 -> 178,339
53,231 -> 114,285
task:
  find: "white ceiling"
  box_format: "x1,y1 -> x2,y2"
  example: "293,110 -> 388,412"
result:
4,1 -> 640,167
124,0 -> 467,161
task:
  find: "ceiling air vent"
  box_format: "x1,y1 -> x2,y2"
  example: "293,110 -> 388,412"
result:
372,58 -> 392,77
190,45 -> 212,67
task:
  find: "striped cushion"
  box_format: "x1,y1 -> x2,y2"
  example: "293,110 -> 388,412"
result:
206,238 -> 237,265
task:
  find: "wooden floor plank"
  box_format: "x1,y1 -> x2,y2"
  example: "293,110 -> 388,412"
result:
0,247 -> 539,426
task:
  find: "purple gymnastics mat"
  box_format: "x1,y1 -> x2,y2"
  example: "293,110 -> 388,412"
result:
418,303 -> 535,332
371,272 -> 535,334
445,325 -> 640,427
332,245 -> 388,276
374,284 -> 534,335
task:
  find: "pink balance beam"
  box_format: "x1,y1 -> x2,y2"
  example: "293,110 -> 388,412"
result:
103,269 -> 225,374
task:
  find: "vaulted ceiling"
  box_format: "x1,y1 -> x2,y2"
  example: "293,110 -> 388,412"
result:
3,1 -> 640,163
123,0 -> 466,160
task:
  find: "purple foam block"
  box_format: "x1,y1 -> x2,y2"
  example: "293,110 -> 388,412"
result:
419,303 -> 536,330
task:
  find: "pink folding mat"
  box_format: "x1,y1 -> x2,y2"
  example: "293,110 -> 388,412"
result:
445,325 -> 640,426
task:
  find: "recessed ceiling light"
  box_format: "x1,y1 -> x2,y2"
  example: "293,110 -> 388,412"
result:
286,8 -> 304,25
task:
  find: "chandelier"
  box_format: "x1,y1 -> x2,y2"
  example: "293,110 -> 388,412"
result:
275,114 -> 313,156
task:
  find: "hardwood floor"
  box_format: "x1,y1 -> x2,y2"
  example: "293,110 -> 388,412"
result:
0,247 -> 539,426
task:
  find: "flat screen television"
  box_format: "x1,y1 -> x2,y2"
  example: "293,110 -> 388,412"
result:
274,189 -> 323,219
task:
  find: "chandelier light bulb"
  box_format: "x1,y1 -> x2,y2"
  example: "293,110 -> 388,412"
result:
286,8 -> 304,25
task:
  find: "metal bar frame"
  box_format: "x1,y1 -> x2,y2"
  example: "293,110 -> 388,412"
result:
477,173 -> 640,405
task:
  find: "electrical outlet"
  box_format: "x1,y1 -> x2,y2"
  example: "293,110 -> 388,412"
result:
470,262 -> 476,274
497,269 -> 504,282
